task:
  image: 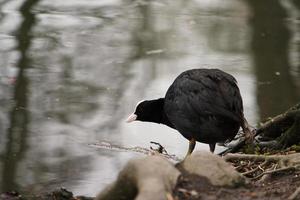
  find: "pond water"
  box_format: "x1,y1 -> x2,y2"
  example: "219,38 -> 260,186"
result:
0,0 -> 299,197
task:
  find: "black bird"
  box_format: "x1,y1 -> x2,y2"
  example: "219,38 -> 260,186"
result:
126,68 -> 252,157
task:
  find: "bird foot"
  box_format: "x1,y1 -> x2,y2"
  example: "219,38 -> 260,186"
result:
244,128 -> 255,144
242,117 -> 256,144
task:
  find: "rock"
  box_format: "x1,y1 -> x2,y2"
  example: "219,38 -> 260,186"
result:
96,155 -> 180,200
181,151 -> 245,187
0,191 -> 22,200
0,189 -> 93,200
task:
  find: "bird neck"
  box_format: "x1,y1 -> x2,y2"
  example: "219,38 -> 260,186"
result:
161,110 -> 174,129
146,98 -> 174,129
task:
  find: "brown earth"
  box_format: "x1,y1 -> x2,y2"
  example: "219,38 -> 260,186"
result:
2,171 -> 299,200
173,169 -> 300,200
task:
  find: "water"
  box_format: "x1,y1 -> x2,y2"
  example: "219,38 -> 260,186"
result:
0,0 -> 299,197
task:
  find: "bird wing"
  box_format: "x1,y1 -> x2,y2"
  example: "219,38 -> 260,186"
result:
164,69 -> 243,124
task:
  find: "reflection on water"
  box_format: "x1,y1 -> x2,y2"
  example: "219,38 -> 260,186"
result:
1,0 -> 39,192
246,0 -> 300,120
0,0 -> 299,196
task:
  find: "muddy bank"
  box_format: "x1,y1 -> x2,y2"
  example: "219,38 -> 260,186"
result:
95,151 -> 300,200
1,151 -> 300,200
174,167 -> 300,200
0,188 -> 93,200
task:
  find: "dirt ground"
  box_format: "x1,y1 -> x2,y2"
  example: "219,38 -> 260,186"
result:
1,169 -> 299,200
173,170 -> 300,200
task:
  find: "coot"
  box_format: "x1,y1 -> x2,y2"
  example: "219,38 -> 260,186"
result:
126,68 -> 251,157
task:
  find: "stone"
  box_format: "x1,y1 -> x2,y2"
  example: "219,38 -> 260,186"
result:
96,155 -> 180,200
181,151 -> 245,187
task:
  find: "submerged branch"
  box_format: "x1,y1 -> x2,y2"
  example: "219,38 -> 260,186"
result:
89,140 -> 180,161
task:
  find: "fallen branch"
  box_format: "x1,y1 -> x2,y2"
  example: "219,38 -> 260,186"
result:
90,140 -> 180,161
224,153 -> 280,162
251,165 -> 297,180
242,160 -> 268,176
150,141 -> 168,154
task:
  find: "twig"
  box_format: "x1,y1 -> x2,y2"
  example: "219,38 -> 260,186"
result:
234,161 -> 249,171
242,166 -> 260,176
241,160 -> 268,176
150,141 -> 168,154
260,160 -> 269,167
258,165 -> 265,172
224,153 -> 281,162
90,140 -> 181,161
251,166 -> 296,180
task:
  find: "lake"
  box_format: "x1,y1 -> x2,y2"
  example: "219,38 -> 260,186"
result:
0,0 -> 299,196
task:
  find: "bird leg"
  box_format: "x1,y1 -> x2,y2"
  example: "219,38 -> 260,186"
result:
209,143 -> 216,153
242,116 -> 255,143
184,138 -> 196,159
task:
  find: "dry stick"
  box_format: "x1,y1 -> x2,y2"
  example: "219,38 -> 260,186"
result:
258,163 -> 278,182
224,152 -> 300,167
242,166 -> 260,176
288,186 -> 300,200
90,141 -> 181,161
234,161 -> 249,171
242,160 -> 269,176
150,141 -> 168,154
258,164 -> 265,172
251,165 -> 297,180
225,153 -> 300,180
224,153 -> 282,162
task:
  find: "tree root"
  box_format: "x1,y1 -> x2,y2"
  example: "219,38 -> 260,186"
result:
254,103 -> 300,149
241,160 -> 268,176
256,110 -> 299,138
224,153 -> 300,181
251,165 -> 297,180
220,102 -> 300,155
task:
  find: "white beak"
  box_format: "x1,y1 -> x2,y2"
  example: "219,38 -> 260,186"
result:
126,113 -> 137,123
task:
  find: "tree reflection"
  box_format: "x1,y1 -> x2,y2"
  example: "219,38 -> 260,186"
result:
131,1 -> 165,59
246,0 -> 299,120
1,0 -> 39,192
292,0 -> 300,72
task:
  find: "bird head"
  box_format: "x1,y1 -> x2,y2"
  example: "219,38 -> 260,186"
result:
126,99 -> 164,123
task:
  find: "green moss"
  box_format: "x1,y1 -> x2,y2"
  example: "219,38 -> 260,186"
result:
289,144 -> 300,152
241,144 -> 261,154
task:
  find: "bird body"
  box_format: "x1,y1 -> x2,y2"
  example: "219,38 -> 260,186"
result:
164,69 -> 242,144
126,68 -> 250,156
